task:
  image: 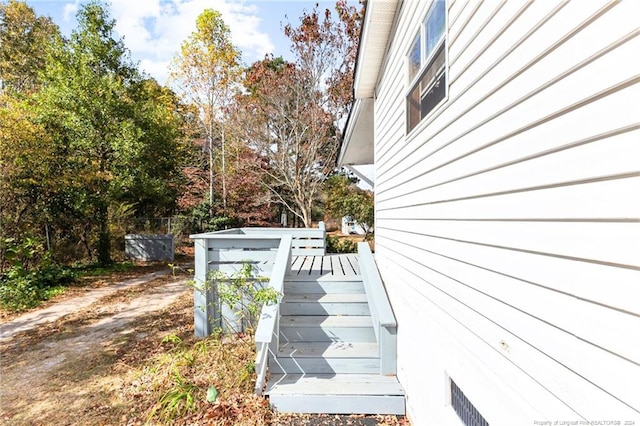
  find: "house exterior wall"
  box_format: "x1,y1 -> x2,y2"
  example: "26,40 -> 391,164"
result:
371,0 -> 640,424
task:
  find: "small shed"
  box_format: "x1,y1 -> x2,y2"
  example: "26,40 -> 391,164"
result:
125,234 -> 174,261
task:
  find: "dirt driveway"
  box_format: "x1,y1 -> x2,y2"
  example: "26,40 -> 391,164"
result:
0,269 -> 191,425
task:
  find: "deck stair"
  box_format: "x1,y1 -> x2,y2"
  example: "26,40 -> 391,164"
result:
264,249 -> 405,415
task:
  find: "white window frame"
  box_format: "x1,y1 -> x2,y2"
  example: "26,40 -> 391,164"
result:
406,0 -> 448,134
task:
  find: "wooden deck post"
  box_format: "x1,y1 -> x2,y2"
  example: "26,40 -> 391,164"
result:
193,237 -> 218,337
379,325 -> 398,375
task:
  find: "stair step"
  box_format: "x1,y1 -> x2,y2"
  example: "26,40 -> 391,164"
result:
279,325 -> 376,343
267,373 -> 404,395
266,374 -> 405,415
270,341 -> 380,374
280,315 -> 373,327
285,276 -> 363,282
283,293 -> 368,303
269,356 -> 380,374
279,315 -> 375,342
284,281 -> 364,294
278,341 -> 378,358
281,294 -> 370,316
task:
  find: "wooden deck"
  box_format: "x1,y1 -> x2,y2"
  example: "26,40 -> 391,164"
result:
189,229 -> 404,415
289,253 -> 360,279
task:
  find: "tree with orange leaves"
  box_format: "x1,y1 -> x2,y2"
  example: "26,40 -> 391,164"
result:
236,1 -> 363,228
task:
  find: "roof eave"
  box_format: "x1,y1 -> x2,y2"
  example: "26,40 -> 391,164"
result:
353,0 -> 400,99
339,0 -> 400,167
338,98 -> 375,165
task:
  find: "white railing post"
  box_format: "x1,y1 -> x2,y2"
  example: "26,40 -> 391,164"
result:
319,221 -> 326,255
194,237 -> 217,337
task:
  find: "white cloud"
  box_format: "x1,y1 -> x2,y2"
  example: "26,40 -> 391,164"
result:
107,0 -> 275,85
62,0 -> 80,21
138,58 -> 173,85
223,2 -> 275,63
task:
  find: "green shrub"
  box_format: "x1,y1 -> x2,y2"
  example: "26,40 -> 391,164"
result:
0,236 -> 76,311
206,215 -> 240,232
325,235 -> 357,254
0,261 -> 76,311
211,263 -> 277,332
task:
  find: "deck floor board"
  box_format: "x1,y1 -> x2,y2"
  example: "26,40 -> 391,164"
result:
289,254 -> 360,280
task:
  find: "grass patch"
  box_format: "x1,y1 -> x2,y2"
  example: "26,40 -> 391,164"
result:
115,318 -> 272,425
142,333 -> 270,425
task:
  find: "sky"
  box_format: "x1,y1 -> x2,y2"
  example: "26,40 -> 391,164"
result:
24,0 -> 342,85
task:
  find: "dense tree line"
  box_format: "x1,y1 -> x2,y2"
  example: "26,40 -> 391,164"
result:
1,0 -> 365,275
1,0 -> 189,266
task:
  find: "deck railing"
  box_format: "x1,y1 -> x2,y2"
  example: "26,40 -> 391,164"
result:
254,235 -> 292,395
190,223 -> 325,337
191,233 -> 283,336
190,229 -> 294,393
192,222 -> 325,256
358,242 -> 398,375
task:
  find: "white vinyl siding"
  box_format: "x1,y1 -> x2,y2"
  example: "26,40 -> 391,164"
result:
371,0 -> 640,424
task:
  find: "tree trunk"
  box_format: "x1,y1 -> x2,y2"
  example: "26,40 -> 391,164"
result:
208,132 -> 214,217
96,200 -> 111,265
221,126 -> 227,211
81,224 -> 94,262
301,207 -> 312,228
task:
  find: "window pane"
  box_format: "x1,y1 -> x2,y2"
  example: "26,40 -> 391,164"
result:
419,44 -> 445,95
406,0 -> 447,134
421,70 -> 446,119
425,0 -> 446,58
408,32 -> 421,81
407,83 -> 421,132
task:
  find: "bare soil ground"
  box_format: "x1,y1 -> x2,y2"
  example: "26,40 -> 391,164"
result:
0,271 -> 191,425
0,265 -> 408,426
0,262 -> 170,324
